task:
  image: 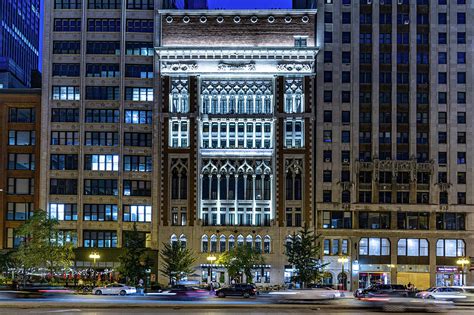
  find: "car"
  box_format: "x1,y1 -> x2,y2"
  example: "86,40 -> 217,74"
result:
215,284 -> 257,298
416,286 -> 467,300
355,284 -> 409,299
92,283 -> 136,296
168,286 -> 208,298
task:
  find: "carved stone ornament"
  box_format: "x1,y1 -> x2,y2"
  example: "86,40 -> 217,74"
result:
217,62 -> 256,72
162,62 -> 198,72
276,63 -> 311,72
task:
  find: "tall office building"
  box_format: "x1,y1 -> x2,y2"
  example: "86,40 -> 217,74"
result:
0,0 -> 41,88
316,0 -> 473,290
40,0 -> 473,288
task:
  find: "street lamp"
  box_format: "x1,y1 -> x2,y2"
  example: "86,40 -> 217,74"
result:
89,252 -> 100,286
337,256 -> 349,290
456,257 -> 470,286
207,255 -> 216,285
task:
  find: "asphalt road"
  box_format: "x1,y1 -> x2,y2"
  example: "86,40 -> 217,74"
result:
0,294 -> 473,314
0,308 -> 474,315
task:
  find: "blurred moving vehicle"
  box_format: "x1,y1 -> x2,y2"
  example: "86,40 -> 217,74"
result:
269,287 -> 343,301
168,285 -> 208,298
361,296 -> 453,313
416,286 -> 473,300
354,284 -> 408,298
215,284 -> 257,298
93,283 -> 136,296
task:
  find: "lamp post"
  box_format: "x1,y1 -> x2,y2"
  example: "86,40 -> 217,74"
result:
456,257 -> 470,286
338,256 -> 349,290
207,255 -> 216,285
89,252 -> 100,286
387,264 -> 396,285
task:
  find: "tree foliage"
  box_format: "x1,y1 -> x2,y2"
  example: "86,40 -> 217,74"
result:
12,210 -> 75,276
217,246 -> 265,284
284,224 -> 325,288
118,224 -> 153,285
159,242 -> 196,285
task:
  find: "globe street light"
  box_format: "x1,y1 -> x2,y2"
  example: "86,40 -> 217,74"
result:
207,255 -> 216,285
456,257 -> 470,286
89,252 -> 100,286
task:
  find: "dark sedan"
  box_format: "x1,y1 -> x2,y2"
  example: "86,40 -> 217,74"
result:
215,284 -> 257,298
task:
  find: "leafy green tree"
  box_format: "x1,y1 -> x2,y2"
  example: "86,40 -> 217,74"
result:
118,224 -> 152,285
285,224 -> 325,288
12,210 -> 75,285
159,242 -> 196,285
217,246 -> 265,284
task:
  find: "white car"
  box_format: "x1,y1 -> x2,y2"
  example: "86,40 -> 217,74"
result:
269,287 -> 343,301
416,286 -> 466,300
93,283 -> 137,296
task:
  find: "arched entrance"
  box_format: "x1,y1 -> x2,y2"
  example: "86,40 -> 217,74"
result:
337,272 -> 348,291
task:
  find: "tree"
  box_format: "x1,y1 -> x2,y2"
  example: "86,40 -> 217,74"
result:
285,224 -> 325,288
159,242 -> 196,286
12,210 -> 75,285
118,224 -> 152,286
217,246 -> 265,284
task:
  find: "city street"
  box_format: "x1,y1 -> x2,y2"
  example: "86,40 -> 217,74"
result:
0,294 -> 473,314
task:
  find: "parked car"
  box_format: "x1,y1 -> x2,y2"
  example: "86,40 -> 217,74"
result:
215,284 -> 257,298
93,283 -> 136,296
354,284 -> 409,298
416,286 -> 467,300
168,286 -> 208,298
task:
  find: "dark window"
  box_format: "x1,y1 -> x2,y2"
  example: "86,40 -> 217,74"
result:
55,0 -> 82,9
86,41 -> 120,55
84,204 -> 118,221
83,230 -> 117,248
123,155 -> 152,172
50,154 -> 78,170
85,132 -> 119,146
359,212 -> 390,229
50,131 -> 79,145
437,213 -> 465,230
126,19 -> 153,32
125,64 -> 153,78
87,18 -> 121,32
50,179 -> 77,195
53,41 -> 80,54
86,64 -> 120,77
123,180 -> 151,196
397,212 -> 429,230
322,211 -> 351,229
124,132 -> 152,147
85,86 -> 119,100
54,18 -> 81,31
85,109 -> 120,123
51,108 -> 79,122
87,0 -> 121,9
84,179 -> 118,196
126,0 -> 153,9
8,108 -> 35,123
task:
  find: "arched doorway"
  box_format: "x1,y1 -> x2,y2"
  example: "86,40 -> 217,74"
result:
337,272 -> 348,291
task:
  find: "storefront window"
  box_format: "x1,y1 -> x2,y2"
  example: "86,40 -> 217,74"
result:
397,238 -> 429,256
359,238 -> 390,256
436,239 -> 465,257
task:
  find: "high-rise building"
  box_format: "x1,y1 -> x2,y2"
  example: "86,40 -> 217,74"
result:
315,0 -> 473,290
0,0 -> 41,88
0,89 -> 41,249
40,1 -> 473,289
